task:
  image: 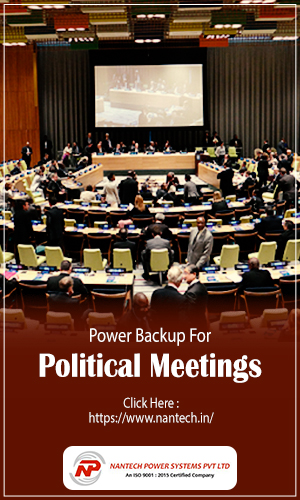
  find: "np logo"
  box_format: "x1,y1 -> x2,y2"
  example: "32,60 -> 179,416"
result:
69,451 -> 105,486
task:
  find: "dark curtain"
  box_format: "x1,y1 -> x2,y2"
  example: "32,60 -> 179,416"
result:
37,48 -> 90,156
207,42 -> 299,157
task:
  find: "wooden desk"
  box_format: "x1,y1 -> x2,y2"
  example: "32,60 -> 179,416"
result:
196,162 -> 220,188
5,269 -> 134,288
91,152 -> 195,173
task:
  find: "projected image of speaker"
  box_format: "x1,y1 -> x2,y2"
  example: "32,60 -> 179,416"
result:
95,64 -> 203,128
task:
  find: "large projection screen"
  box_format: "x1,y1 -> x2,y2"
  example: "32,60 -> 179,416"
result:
95,64 -> 203,128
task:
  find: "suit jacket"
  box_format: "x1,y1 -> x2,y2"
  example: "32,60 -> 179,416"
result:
14,209 -> 34,244
47,272 -> 88,297
184,280 -> 208,329
184,181 -> 198,200
21,146 -> 32,161
257,159 -> 269,180
48,292 -> 80,316
118,177 -> 138,205
113,240 -> 136,268
276,174 -> 296,199
217,168 -> 234,196
103,139 -> 113,153
239,268 -> 274,292
255,216 -> 283,236
151,285 -> 186,327
276,229 -> 297,260
46,206 -> 65,246
144,223 -> 172,241
212,199 -> 228,215
187,227 -> 213,268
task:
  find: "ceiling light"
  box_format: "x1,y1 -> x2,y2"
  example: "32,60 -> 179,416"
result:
54,5 -> 64,9
154,14 -> 165,19
28,5 -> 42,9
68,37 -> 72,42
18,42 -> 26,46
135,39 -> 144,43
147,14 -> 154,19
3,42 -> 11,46
137,14 -> 146,19
68,28 -> 75,31
89,37 -> 94,41
74,37 -> 78,42
79,37 -> 84,41
152,38 -> 161,43
215,24 -> 224,29
42,5 -> 53,9
232,24 -> 242,29
56,28 -> 66,31
145,38 -> 152,43
77,27 -> 85,31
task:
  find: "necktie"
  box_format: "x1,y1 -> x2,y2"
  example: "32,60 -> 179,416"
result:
193,231 -> 199,245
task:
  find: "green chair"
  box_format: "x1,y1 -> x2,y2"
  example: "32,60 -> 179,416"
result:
17,244 -> 46,268
183,219 -> 197,227
249,241 -> 277,265
150,248 -> 170,286
0,246 -> 14,264
207,147 -> 216,158
214,244 -> 239,269
113,248 -> 133,272
282,239 -> 300,262
3,211 -> 12,220
225,195 -> 236,202
90,200 -> 103,207
83,248 -> 107,271
240,216 -> 251,224
228,146 -> 238,159
284,209 -> 296,219
45,246 -> 72,269
94,221 -> 108,228
64,218 -> 76,227
20,160 -> 28,171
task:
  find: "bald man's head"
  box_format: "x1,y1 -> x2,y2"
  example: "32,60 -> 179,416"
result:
248,257 -> 260,270
133,293 -> 149,317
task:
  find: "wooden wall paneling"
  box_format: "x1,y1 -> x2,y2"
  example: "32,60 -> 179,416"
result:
0,45 -> 40,165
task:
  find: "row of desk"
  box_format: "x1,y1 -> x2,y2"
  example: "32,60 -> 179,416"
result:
91,152 -> 196,173
2,264 -> 298,289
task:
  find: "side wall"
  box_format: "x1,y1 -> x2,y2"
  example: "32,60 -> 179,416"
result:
0,45 -> 40,165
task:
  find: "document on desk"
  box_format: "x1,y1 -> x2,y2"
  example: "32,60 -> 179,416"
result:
2,263 -> 296,498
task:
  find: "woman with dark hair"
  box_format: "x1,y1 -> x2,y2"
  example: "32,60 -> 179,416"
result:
103,173 -> 120,208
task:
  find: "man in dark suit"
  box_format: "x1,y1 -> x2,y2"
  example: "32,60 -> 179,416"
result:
48,276 -> 80,316
46,197 -> 65,247
47,172 -> 66,201
118,171 -> 138,205
183,264 -> 208,330
255,207 -> 283,236
187,217 -> 213,269
46,260 -> 88,297
239,257 -> 275,292
14,199 -> 34,264
257,153 -> 270,187
275,168 -> 297,208
276,220 -> 296,260
113,228 -> 136,268
141,224 -> 173,280
144,213 -> 172,241
21,141 -> 33,169
217,163 -> 234,198
103,133 -> 113,153
150,265 -> 186,329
